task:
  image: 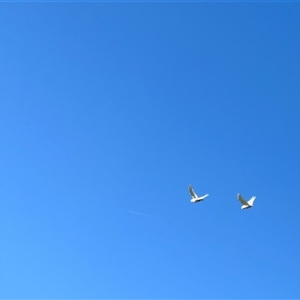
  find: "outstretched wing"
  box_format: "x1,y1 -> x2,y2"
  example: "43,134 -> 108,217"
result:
199,193 -> 209,200
188,185 -> 198,198
237,194 -> 248,206
248,196 -> 256,206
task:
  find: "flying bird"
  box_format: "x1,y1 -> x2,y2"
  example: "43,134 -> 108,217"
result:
188,185 -> 209,203
237,193 -> 256,209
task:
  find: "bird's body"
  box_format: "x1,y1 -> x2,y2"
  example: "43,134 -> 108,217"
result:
188,185 -> 209,203
237,193 -> 256,209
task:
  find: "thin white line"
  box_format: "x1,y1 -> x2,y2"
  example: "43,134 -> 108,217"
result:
126,210 -> 152,217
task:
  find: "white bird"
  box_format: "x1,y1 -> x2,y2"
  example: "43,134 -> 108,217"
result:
188,185 -> 209,203
237,193 -> 256,209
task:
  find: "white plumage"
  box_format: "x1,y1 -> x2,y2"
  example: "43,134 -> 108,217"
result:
237,193 -> 256,209
188,185 -> 209,203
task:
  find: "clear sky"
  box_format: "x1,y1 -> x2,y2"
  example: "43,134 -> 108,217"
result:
1,2 -> 300,299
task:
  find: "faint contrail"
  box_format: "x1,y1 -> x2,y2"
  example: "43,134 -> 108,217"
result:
125,210 -> 152,217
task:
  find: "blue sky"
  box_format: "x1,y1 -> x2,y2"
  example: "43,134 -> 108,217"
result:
1,2 -> 300,299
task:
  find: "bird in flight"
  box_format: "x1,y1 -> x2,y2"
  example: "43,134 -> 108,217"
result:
188,185 -> 209,203
237,193 -> 256,209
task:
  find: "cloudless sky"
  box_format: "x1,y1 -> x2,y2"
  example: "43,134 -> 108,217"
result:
1,2 -> 300,299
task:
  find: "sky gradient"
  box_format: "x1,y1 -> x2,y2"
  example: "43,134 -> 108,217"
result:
1,2 -> 300,299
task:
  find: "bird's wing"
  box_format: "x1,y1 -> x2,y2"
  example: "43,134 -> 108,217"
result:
248,196 -> 256,206
237,194 -> 249,206
188,185 -> 198,198
199,193 -> 209,200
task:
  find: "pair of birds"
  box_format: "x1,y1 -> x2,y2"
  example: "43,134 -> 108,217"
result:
188,185 -> 256,209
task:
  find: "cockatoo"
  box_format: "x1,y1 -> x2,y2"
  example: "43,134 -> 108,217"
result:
237,193 -> 256,209
188,185 -> 209,203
